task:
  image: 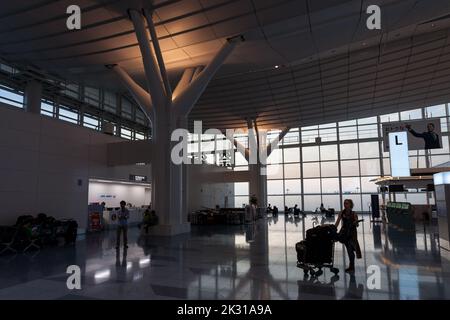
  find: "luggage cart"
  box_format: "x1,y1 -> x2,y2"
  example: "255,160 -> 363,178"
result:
296,224 -> 339,277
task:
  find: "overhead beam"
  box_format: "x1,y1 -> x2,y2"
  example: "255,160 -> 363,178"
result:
106,64 -> 153,123
267,126 -> 291,156
173,36 -> 243,116
173,67 -> 195,100
129,9 -> 167,108
143,8 -> 172,99
192,66 -> 204,81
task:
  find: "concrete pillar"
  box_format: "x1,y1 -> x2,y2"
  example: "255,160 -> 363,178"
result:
24,80 -> 42,114
150,110 -> 190,235
249,163 -> 267,209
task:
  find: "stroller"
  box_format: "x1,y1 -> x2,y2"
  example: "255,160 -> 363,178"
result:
296,224 -> 339,277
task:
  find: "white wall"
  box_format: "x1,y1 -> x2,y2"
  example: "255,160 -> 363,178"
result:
0,103 -> 151,229
187,164 -> 238,211
88,181 -> 151,208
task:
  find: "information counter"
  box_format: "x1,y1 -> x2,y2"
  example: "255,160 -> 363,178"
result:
386,202 -> 415,230
102,207 -> 146,229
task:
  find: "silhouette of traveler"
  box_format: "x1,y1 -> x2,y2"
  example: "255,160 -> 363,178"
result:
335,199 -> 362,273
115,200 -> 129,249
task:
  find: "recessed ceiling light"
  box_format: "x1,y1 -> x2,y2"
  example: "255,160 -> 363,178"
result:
362,42 -> 367,46
431,23 -> 436,27
274,65 -> 279,69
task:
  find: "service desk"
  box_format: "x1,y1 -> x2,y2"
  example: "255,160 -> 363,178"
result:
102,207 -> 145,229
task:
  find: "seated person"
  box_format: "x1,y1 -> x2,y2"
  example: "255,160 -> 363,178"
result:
272,206 -> 279,215
266,204 -> 273,213
320,203 -> 327,213
141,210 -> 159,234
293,204 -> 301,215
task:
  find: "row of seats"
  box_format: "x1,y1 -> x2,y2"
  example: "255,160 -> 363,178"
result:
0,213 -> 78,255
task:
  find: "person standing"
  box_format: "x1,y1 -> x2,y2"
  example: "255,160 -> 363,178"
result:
335,199 -> 362,273
405,123 -> 441,149
116,200 -> 129,249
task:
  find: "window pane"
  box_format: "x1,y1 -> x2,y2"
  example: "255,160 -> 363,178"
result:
121,97 -> 133,119
360,159 -> 380,176
380,112 -> 399,123
301,129 -> 318,143
360,176 -> 378,193
383,158 -> 391,176
358,124 -> 378,139
121,127 -> 132,140
319,128 -> 337,142
267,180 -> 284,195
304,195 -> 322,211
267,196 -> 284,210
284,179 -> 301,194
303,162 -> 320,178
285,196 -> 301,209
339,126 -> 357,140
340,143 -> 358,159
431,155 -> 450,167
283,147 -> 299,163
304,179 -> 321,194
59,107 -> 78,124
321,161 -> 339,177
359,142 -> 379,158
104,91 -> 116,113
302,146 -> 319,162
321,178 -> 339,194
282,130 -> 299,145
341,160 -> 359,176
400,108 -> 422,120
63,83 -> 79,99
0,86 -> 23,108
339,120 -> 356,126
40,100 -> 54,117
83,114 -> 99,129
135,132 -> 145,140
357,117 -> 377,125
267,164 -> 283,179
84,86 -> 99,106
341,177 -> 361,194
234,196 -> 248,208
267,148 -> 282,164
320,144 -> 338,161
322,195 -> 341,211
425,104 -> 446,118
284,163 -> 300,178
234,182 -> 249,195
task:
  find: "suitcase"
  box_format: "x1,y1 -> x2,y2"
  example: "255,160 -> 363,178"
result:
306,224 -> 337,242
304,225 -> 337,264
296,240 -> 308,262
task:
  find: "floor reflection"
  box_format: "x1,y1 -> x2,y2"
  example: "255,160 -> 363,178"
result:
0,213 -> 449,299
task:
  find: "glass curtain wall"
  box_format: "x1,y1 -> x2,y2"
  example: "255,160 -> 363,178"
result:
195,105 -> 450,213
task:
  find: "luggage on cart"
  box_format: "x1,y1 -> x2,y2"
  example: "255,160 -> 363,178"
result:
325,208 -> 335,218
296,224 -> 339,277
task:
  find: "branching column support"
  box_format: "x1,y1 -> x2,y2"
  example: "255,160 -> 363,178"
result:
107,8 -> 242,235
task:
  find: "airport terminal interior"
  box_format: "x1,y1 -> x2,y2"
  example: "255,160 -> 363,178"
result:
2,0 -> 450,300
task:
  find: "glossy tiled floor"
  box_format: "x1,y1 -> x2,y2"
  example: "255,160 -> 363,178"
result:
1,214 -> 450,300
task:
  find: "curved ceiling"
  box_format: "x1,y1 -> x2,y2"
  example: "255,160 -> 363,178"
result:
1,0 -> 450,130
